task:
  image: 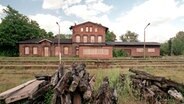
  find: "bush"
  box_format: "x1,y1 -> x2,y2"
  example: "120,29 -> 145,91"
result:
113,49 -> 128,57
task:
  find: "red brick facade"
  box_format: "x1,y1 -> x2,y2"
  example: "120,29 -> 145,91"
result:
18,21 -> 160,58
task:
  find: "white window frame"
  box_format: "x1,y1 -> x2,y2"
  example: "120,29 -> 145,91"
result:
64,47 -> 69,55
86,27 -> 89,32
89,27 -> 92,32
33,47 -> 38,55
80,28 -> 83,32
55,46 -> 59,56
148,48 -> 155,52
136,48 -> 143,52
76,35 -> 80,42
83,36 -> 88,43
25,47 -> 29,55
97,36 -> 102,43
95,28 -> 98,32
90,36 -> 95,43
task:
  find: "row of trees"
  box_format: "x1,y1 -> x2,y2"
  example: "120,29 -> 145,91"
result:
0,6 -> 54,56
160,31 -> 184,56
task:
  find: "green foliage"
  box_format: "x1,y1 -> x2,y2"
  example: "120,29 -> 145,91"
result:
113,49 -> 128,57
160,31 -> 184,56
55,34 -> 72,39
105,30 -> 116,42
120,31 -> 139,42
0,5 -> 53,56
172,31 -> 184,55
160,42 -> 170,56
44,88 -> 53,104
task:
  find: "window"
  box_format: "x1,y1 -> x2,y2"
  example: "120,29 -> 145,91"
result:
90,36 -> 95,43
148,48 -> 155,52
136,48 -> 143,52
89,27 -> 92,32
86,27 -> 89,32
25,47 -> 29,55
64,47 -> 69,55
83,48 -> 109,55
33,47 -> 38,55
95,28 -> 98,32
97,36 -> 102,43
83,36 -> 88,43
76,35 -> 80,42
81,28 -> 83,32
55,46 -> 59,56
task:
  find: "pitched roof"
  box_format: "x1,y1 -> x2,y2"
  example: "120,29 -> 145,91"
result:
106,42 -> 160,46
18,38 -> 72,44
69,21 -> 108,31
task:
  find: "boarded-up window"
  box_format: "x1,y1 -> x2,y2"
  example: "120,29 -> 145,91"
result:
148,48 -> 155,52
89,27 -> 92,32
33,47 -> 38,55
83,48 -> 109,55
64,47 -> 69,55
83,36 -> 88,43
90,36 -> 95,43
44,47 -> 49,57
136,48 -> 143,52
86,27 -> 89,32
97,36 -> 102,43
76,36 -> 80,42
55,46 -> 59,56
95,28 -> 98,32
25,47 -> 29,55
81,28 -> 83,32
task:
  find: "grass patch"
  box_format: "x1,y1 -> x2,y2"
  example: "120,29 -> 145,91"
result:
0,67 -> 184,103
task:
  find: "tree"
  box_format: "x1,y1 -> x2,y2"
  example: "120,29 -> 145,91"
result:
172,31 -> 184,55
160,42 -> 170,56
54,34 -> 72,39
0,6 -> 53,56
160,31 -> 184,56
105,31 -> 116,42
120,31 -> 139,42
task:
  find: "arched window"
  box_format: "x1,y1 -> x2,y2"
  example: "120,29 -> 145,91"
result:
83,36 -> 88,43
76,35 -> 80,42
25,47 -> 29,55
90,36 -> 95,43
64,47 -> 69,55
97,36 -> 102,43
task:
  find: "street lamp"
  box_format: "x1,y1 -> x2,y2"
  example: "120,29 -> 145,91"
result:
56,22 -> 61,64
144,23 -> 150,59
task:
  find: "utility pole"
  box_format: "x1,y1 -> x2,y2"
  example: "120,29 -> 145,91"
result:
144,23 -> 150,59
56,22 -> 61,64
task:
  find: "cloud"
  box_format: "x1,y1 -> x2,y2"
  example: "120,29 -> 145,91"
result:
29,14 -> 73,35
42,0 -> 81,9
0,4 -> 6,23
0,4 -> 6,14
113,0 -> 184,42
63,0 -> 112,20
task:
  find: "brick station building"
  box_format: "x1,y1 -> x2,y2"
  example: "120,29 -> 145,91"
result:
19,21 -> 160,59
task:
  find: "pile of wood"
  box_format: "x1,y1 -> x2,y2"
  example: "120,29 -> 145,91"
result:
0,78 -> 50,104
94,76 -> 118,104
121,69 -> 184,104
51,63 -> 95,104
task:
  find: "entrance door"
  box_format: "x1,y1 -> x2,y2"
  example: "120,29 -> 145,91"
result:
44,47 -> 49,57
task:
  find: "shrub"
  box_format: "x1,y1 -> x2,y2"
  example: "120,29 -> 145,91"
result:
113,49 -> 128,57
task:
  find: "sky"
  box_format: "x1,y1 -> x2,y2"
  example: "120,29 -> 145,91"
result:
0,0 -> 184,43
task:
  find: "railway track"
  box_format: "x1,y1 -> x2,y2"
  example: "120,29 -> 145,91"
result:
0,59 -> 184,69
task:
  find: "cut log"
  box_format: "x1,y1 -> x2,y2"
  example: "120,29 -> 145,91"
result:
0,79 -> 36,100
